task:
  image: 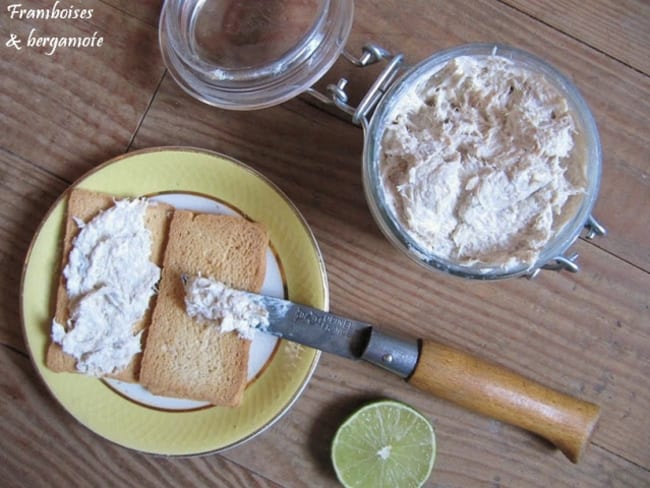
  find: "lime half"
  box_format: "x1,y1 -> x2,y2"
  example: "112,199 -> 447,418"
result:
331,400 -> 436,488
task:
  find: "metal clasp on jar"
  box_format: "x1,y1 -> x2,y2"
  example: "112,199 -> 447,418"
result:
527,215 -> 607,278
306,43 -> 404,127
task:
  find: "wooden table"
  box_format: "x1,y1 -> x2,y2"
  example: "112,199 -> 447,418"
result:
2,1 -> 648,486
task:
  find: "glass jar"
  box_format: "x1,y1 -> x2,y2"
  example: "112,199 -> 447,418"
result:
159,1 -> 606,278
362,44 -> 605,279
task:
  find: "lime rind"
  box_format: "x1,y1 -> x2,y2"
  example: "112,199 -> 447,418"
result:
331,400 -> 436,488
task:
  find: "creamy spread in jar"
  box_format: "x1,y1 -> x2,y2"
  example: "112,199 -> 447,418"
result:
380,55 -> 587,271
183,275 -> 269,340
51,198 -> 161,376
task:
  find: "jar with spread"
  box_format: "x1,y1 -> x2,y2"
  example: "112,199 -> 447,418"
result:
159,0 -> 606,279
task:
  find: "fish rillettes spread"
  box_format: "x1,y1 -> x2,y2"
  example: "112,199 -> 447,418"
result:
380,55 -> 587,271
183,275 -> 269,341
51,198 -> 160,376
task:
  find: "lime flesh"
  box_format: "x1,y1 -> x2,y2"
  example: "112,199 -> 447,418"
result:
331,400 -> 436,488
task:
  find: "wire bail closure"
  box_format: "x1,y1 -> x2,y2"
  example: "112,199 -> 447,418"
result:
526,215 -> 607,278
307,44 -> 404,127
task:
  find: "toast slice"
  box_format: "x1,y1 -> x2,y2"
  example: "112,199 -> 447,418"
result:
139,210 -> 268,407
45,189 -> 173,382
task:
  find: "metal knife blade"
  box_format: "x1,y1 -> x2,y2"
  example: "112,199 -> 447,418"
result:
248,292 -> 422,378
253,294 -> 370,358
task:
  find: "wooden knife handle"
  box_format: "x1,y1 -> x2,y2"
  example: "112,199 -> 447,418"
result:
408,339 -> 600,463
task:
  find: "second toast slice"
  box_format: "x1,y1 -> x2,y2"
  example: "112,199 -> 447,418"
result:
139,210 -> 269,407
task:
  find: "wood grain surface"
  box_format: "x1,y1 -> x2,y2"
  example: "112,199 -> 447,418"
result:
1,0 -> 648,487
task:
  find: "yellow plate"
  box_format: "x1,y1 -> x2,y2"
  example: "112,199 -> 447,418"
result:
20,147 -> 328,455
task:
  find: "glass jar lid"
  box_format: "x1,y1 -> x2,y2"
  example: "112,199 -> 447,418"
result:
159,0 -> 354,110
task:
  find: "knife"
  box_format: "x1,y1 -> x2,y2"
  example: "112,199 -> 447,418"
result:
247,291 -> 600,463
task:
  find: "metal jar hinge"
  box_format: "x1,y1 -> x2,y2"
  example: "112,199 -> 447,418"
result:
306,44 -> 404,127
528,215 -> 607,278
